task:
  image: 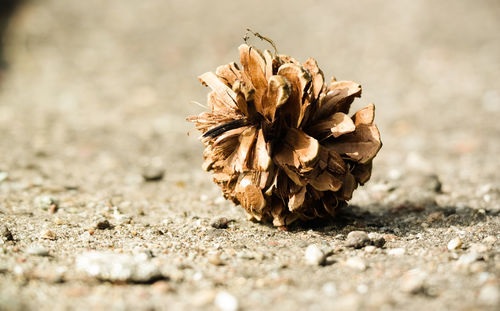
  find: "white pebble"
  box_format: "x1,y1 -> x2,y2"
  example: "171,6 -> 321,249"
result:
388,248 -> 405,256
0,171 -> 8,182
364,245 -> 376,253
304,244 -> 325,266
76,251 -> 162,282
214,291 -> 238,311
447,237 -> 462,250
345,257 -> 367,271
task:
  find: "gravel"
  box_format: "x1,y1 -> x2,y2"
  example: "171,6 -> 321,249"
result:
141,166 -> 165,182
40,229 -> 57,240
1,226 -> 13,242
447,237 -> 463,250
345,231 -> 371,249
214,291 -> 239,311
344,257 -> 367,271
211,217 -> 230,229
26,246 -> 50,257
0,0 -> 499,310
94,219 -> 112,230
34,195 -> 58,211
75,251 -> 164,283
387,248 -> 406,256
304,244 -> 326,266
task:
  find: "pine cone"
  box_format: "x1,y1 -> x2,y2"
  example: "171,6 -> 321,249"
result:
188,44 -> 382,227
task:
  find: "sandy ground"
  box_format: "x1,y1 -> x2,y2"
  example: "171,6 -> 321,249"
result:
1,0 -> 500,310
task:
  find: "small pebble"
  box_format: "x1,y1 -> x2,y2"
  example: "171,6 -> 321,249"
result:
208,253 -> 224,266
304,244 -> 325,266
401,270 -> 427,294
26,246 -> 50,256
95,219 -> 111,230
142,166 -> 165,182
192,290 -> 216,307
364,245 -> 376,253
214,291 -> 238,311
1,226 -> 13,241
447,237 -> 462,250
0,171 -> 8,182
76,251 -> 163,283
34,195 -> 59,211
426,212 -> 443,223
211,217 -> 229,229
345,231 -> 370,249
345,257 -> 367,271
368,232 -> 386,248
388,248 -> 405,256
152,280 -> 172,293
48,204 -> 58,214
41,230 -> 57,240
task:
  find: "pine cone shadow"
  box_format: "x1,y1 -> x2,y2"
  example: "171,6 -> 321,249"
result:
286,203 -> 489,236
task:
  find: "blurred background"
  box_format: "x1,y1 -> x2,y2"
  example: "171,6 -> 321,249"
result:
0,0 -> 499,309
1,0 -> 499,186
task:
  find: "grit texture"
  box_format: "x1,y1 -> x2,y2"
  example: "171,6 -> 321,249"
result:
0,1 -> 499,310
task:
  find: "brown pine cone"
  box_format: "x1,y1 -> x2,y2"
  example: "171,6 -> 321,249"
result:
188,44 -> 382,226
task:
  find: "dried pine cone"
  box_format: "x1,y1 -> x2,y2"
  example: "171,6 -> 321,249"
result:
188,44 -> 382,227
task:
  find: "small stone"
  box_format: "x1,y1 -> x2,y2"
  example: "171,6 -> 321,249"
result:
95,219 -> 112,230
214,291 -> 238,311
1,226 -> 13,241
0,171 -> 8,182
114,214 -> 132,225
364,245 -> 376,253
35,195 -> 59,211
447,237 -> 462,250
382,234 -> 398,242
388,248 -> 405,256
76,251 -> 163,283
208,253 -> 224,266
345,257 -> 367,271
48,204 -> 58,214
304,244 -> 325,266
345,231 -> 370,249
142,166 -> 165,182
478,284 -> 500,306
426,212 -> 443,223
368,232 -> 386,248
26,246 -> 50,256
192,290 -> 216,307
41,230 -> 57,240
152,280 -> 172,293
401,269 -> 427,294
31,268 -> 66,283
211,217 -> 229,229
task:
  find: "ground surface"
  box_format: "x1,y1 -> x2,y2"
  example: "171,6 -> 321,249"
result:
1,0 -> 500,310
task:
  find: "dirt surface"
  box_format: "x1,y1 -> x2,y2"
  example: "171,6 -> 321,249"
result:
1,0 -> 500,310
